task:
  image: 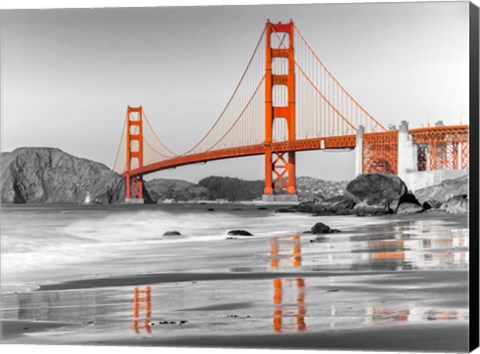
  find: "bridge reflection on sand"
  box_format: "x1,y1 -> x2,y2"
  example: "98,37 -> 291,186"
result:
0,219 -> 469,344
271,236 -> 306,333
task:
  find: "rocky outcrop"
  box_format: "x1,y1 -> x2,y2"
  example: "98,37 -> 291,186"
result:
0,147 -> 144,204
298,195 -> 356,215
439,195 -> 468,214
414,175 -> 468,205
397,202 -> 423,214
145,178 -> 207,202
347,173 -> 408,215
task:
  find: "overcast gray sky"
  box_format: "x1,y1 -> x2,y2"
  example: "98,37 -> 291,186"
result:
0,2 -> 469,182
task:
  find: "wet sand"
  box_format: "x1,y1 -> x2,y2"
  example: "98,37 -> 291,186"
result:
0,210 -> 470,351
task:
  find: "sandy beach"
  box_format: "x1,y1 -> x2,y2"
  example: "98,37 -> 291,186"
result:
0,205 -> 470,351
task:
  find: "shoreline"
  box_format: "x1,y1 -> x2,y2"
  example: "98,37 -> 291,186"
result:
36,269 -> 467,292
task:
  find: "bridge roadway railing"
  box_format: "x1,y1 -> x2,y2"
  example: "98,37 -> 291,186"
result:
122,135 -> 357,177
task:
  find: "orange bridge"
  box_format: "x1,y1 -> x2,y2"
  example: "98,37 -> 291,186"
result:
113,20 -> 469,203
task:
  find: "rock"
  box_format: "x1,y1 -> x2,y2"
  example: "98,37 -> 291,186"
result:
298,196 -> 356,215
257,207 -> 268,210
227,230 -> 253,236
0,147 -> 154,204
423,200 -> 442,210
414,175 -> 468,205
310,222 -> 340,234
440,195 -> 468,214
353,200 -> 390,216
396,192 -> 423,214
397,202 -> 424,214
207,208 -> 215,212
347,173 -> 408,215
163,231 -> 182,236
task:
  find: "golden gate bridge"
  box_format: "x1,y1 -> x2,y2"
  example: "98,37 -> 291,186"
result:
113,20 -> 469,203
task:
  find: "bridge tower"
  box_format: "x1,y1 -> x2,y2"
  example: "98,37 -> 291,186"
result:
125,106 -> 144,204
263,20 -> 298,202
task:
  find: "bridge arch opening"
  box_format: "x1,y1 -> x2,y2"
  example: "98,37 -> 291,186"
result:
272,118 -> 288,142
130,140 -> 140,154
272,58 -> 288,75
270,32 -> 290,49
272,85 -> 288,107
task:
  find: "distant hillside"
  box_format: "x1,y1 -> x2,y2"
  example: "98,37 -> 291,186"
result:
296,176 -> 348,200
1,147 -> 128,204
198,176 -> 264,202
145,178 -> 207,202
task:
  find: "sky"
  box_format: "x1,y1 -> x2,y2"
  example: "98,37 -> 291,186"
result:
0,1 -> 470,182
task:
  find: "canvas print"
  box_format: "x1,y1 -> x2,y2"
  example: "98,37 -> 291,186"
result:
0,1 -> 478,352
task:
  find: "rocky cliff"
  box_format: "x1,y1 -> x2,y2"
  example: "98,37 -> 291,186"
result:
1,147 -> 126,204
414,175 -> 469,205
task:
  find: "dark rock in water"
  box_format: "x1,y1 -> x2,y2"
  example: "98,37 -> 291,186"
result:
275,206 -> 297,213
227,230 -> 253,236
347,173 -> 407,215
397,202 -> 424,214
0,147 -> 154,204
310,222 -> 340,234
207,208 -> 215,212
163,231 -> 182,236
440,194 -> 468,214
257,207 -> 268,210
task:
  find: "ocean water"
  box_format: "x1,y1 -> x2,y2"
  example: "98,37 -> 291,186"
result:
0,203 -> 468,294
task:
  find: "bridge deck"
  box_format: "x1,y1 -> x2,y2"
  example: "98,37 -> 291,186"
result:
124,135 -> 356,177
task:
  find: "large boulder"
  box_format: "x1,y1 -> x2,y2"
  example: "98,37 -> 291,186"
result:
440,195 -> 468,214
347,173 -> 408,215
0,147 -> 155,204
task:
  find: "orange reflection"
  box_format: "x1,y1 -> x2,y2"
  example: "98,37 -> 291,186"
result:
372,307 -> 410,323
271,235 -> 306,333
371,307 -> 469,323
368,240 -> 405,261
133,286 -> 152,334
424,309 -> 460,321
